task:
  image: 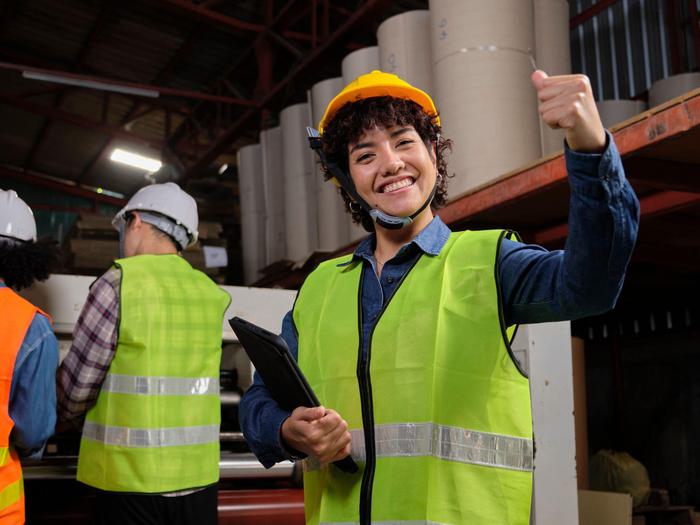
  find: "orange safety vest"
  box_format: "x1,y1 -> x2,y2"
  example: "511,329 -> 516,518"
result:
0,287 -> 49,524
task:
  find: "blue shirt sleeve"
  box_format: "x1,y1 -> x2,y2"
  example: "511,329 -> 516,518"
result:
239,310 -> 298,468
10,312 -> 59,459
500,132 -> 640,325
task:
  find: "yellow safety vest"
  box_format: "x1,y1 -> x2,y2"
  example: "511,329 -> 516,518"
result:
78,254 -> 230,493
294,230 -> 533,525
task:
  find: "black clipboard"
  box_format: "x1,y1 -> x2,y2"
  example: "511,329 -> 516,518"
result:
229,316 -> 358,474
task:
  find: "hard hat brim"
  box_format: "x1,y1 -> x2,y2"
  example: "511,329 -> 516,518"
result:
318,77 -> 440,133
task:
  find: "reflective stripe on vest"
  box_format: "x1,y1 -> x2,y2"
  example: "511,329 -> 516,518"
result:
82,421 -> 220,448
304,423 -> 533,473
320,521 -> 448,525
0,448 -> 8,468
0,478 -> 22,511
102,374 -> 219,396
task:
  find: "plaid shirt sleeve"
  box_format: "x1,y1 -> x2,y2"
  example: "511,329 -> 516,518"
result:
56,267 -> 121,426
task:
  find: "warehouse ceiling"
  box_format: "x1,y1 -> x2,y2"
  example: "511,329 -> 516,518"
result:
0,0 -> 427,202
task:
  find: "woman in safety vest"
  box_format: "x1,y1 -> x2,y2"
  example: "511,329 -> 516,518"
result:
240,70 -> 640,524
0,189 -> 59,524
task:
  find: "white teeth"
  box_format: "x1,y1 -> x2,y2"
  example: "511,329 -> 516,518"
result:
381,178 -> 414,193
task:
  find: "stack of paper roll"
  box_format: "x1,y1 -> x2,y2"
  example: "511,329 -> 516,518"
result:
649,72 -> 700,107
260,126 -> 286,264
237,144 -> 267,284
310,77 -> 350,251
377,10 -> 433,96
341,46 -> 380,84
430,0 -> 542,197
280,103 -> 318,263
596,100 -> 647,129
534,0 -> 571,155
341,47 -> 378,240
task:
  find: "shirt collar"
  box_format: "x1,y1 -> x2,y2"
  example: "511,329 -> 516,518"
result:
337,215 -> 452,267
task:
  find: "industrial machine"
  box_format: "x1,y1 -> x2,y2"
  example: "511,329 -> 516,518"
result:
20,274 -> 305,524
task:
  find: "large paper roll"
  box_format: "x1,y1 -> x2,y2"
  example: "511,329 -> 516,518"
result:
649,72 -> 700,107
534,0 -> 571,155
310,77 -> 351,251
260,126 -> 286,265
342,46 -> 380,85
281,103 -> 317,262
237,144 -> 266,284
377,10 -> 433,96
430,0 -> 542,197
596,100 -> 647,129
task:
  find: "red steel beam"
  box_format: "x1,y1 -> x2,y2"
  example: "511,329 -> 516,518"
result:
570,0 -> 620,29
166,0 -> 301,148
218,489 -> 304,525
533,191 -> 700,245
0,165 -> 126,206
0,92 -> 161,148
183,0 -> 395,179
437,156 -> 568,225
439,92 -> 700,225
24,4 -> 115,170
0,62 -> 254,106
156,0 -> 312,42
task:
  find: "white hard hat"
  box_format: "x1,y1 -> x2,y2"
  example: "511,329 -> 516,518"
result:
112,182 -> 199,247
0,189 -> 37,242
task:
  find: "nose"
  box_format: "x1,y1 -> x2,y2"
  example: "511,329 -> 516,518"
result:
379,148 -> 404,176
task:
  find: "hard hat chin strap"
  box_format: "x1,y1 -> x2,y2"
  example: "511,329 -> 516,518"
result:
307,127 -> 436,231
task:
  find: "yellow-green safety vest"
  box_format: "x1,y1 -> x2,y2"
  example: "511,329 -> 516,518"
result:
77,254 -> 230,493
294,230 -> 533,525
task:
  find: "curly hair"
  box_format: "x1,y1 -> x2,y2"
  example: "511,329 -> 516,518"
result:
320,96 -> 452,232
0,237 -> 61,290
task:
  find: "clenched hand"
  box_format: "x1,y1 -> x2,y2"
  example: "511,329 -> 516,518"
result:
532,70 -> 606,153
281,406 -> 352,465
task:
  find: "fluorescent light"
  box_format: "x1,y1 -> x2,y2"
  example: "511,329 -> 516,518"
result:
22,71 -> 159,98
110,149 -> 162,172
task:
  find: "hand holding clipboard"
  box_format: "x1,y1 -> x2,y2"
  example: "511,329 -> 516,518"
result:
230,317 -> 358,474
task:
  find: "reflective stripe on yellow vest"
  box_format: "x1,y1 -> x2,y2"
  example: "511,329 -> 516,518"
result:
0,288 -> 48,522
293,230 -> 533,525
77,255 -> 231,493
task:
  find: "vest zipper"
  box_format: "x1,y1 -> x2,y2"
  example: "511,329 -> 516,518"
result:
356,256 -> 423,525
356,269 -> 374,525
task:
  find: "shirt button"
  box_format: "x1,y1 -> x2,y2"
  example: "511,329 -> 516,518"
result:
386,276 -> 394,284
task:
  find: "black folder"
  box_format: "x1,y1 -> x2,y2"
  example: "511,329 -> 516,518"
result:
229,316 -> 358,474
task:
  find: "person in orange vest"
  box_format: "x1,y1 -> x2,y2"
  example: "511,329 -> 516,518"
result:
0,189 -> 59,524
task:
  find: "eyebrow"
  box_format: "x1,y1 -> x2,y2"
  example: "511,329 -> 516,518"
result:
349,127 -> 413,154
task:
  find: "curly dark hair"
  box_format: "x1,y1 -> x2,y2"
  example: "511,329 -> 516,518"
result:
0,237 -> 61,290
320,96 -> 452,232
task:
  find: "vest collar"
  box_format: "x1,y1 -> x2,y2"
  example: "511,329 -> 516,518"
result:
337,216 -> 451,269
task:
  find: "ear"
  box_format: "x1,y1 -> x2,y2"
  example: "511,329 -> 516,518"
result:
129,211 -> 144,230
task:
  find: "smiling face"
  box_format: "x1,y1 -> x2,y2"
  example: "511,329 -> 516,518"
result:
347,124 -> 437,229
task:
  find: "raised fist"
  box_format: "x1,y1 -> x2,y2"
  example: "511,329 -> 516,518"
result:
532,70 -> 606,153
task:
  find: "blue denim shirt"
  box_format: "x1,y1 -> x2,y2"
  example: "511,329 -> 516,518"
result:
240,132 -> 640,467
1,282 -> 58,459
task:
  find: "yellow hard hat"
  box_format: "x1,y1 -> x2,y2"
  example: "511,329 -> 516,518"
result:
318,70 -> 440,133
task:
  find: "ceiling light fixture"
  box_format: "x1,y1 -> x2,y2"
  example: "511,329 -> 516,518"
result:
22,71 -> 159,98
110,148 -> 162,172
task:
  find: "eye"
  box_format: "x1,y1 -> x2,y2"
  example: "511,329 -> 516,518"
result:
355,152 -> 373,163
397,138 -> 414,147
